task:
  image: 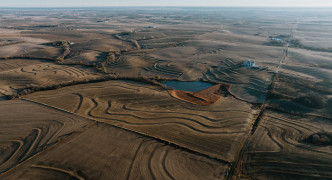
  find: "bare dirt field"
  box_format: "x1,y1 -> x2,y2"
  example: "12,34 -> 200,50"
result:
241,110 -> 332,179
0,7 -> 331,179
23,80 -> 254,161
0,100 -> 91,174
2,123 -> 228,180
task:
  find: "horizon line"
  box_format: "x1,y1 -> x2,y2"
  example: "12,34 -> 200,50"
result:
1,6 -> 332,8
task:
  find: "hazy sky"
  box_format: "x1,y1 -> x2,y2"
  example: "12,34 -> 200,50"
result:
1,0 -> 332,7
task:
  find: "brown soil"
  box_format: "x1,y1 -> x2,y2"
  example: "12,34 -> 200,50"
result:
23,80 -> 254,161
168,83 -> 230,105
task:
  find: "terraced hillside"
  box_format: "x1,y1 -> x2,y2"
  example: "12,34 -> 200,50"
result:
241,111 -> 332,179
24,80 -> 255,162
0,60 -> 101,96
0,100 -> 91,174
2,123 -> 228,180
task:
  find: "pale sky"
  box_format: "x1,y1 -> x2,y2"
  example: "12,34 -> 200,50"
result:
1,0 -> 332,7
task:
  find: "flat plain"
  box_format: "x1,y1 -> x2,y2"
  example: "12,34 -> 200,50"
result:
0,7 -> 331,179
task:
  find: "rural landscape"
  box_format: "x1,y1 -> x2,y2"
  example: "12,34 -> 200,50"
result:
0,7 -> 332,179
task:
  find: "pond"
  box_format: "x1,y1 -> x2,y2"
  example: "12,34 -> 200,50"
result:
161,80 -> 214,92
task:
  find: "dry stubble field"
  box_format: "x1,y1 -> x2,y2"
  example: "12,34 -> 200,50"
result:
0,7 -> 332,179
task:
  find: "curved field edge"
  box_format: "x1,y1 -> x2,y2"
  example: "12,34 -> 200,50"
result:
23,80 -> 256,162
1,123 -> 229,180
0,100 -> 91,175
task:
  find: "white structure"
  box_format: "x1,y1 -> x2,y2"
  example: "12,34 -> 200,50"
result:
243,59 -> 262,70
271,37 -> 284,43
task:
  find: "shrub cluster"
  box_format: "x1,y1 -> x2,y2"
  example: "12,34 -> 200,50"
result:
54,40 -> 71,63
